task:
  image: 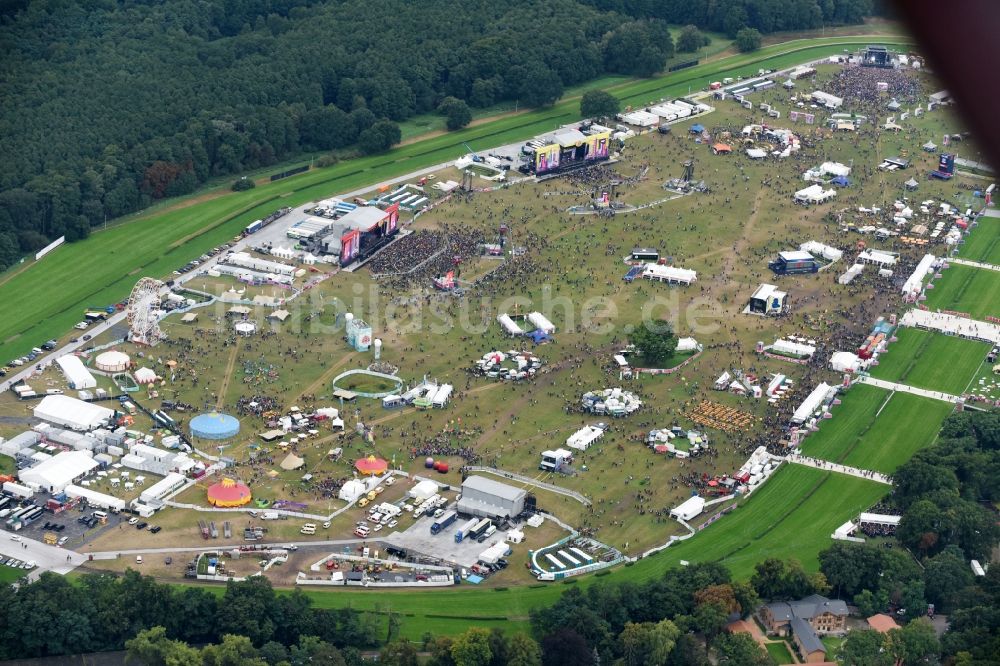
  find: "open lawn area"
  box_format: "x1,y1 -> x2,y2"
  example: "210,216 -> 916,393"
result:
869,327 -> 989,395
765,641 -> 795,664
924,263 -> 1000,320
959,217 -> 1000,265
0,565 -> 27,585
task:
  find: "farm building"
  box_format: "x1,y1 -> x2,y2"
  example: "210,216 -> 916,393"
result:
19,450 -> 98,494
33,395 -> 113,431
457,475 -> 526,520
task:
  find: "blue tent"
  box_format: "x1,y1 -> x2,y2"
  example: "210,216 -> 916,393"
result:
690,123 -> 705,134
527,329 -> 553,345
831,175 -> 850,187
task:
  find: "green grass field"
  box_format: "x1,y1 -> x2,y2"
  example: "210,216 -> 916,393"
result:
0,565 -> 27,585
800,383 -> 952,473
0,35 -> 912,362
959,217 -> 1000,265
924,263 -> 1000,320
840,393 -> 952,473
644,465 -> 887,579
869,327 -> 989,394
765,641 -> 795,664
799,384 -> 890,463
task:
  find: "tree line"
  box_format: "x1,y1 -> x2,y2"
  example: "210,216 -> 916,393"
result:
0,0 -> 876,273
0,572 -> 381,660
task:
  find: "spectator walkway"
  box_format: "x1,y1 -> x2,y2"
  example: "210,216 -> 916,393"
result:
949,257 -> 1000,273
855,375 -> 961,403
784,453 -> 892,485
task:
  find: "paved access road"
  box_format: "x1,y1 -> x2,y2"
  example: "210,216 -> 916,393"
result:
0,533 -> 87,582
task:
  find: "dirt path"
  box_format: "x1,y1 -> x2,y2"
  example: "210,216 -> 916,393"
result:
293,351 -> 358,404
215,343 -> 241,410
720,187 -> 769,280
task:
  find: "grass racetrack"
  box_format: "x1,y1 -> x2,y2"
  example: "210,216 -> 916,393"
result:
923,263 -> 1000,320
800,383 -> 952,474
869,327 -> 989,395
959,217 -> 1000,265
0,35 -> 911,362
839,393 -> 952,474
799,384 -> 889,463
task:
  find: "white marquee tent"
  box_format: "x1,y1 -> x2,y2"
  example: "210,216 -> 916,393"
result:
20,450 -> 98,493
34,395 -> 114,431
55,355 -> 96,390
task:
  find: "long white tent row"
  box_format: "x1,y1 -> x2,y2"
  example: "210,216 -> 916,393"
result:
770,339 -> 816,358
791,382 -> 834,425
527,311 -> 556,334
497,313 -> 524,336
641,264 -> 697,285
901,254 -> 937,299
670,495 -> 705,521
223,251 -> 296,276
65,484 -> 127,511
858,249 -> 898,267
19,450 -> 99,493
799,240 -> 843,262
55,355 -> 97,390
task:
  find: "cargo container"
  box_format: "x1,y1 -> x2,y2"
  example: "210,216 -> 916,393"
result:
430,510 -> 458,535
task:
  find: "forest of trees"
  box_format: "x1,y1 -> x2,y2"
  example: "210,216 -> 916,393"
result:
0,572 -> 382,660
0,0 -> 876,273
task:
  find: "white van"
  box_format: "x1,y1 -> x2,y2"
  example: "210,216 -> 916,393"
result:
93,510 -> 107,520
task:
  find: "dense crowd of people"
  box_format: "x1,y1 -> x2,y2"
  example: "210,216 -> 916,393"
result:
826,64 -> 925,107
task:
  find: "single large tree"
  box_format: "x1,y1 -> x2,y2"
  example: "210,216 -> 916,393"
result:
358,119 -> 402,154
630,321 -> 678,367
735,28 -> 762,52
438,97 -> 473,131
580,90 -> 620,119
676,25 -> 709,53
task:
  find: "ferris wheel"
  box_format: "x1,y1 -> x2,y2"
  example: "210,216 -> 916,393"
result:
127,277 -> 165,346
